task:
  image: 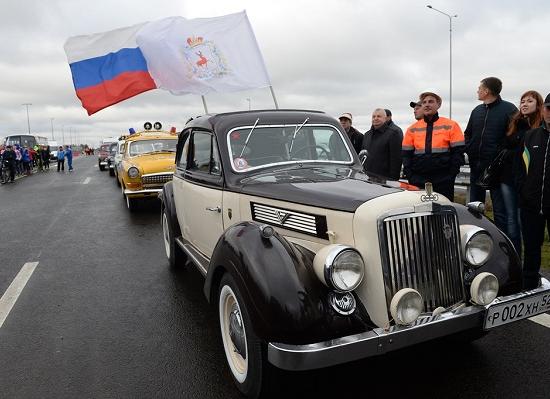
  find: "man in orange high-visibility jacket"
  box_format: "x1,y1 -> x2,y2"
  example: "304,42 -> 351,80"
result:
402,92 -> 465,201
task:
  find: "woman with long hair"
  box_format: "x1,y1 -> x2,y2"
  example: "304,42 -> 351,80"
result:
501,90 -> 544,256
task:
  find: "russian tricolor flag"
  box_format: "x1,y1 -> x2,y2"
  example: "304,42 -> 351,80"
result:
64,23 -> 157,115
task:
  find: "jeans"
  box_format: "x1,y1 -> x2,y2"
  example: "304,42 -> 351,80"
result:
520,208 -> 549,289
469,163 -> 507,234
500,182 -> 522,256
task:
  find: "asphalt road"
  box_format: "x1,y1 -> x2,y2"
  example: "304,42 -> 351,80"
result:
1,155 -> 549,399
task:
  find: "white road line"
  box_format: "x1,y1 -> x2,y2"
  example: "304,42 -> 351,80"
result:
529,313 -> 550,328
0,262 -> 39,329
83,177 -> 91,184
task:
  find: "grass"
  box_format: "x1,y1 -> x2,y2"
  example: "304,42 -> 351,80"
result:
455,192 -> 550,270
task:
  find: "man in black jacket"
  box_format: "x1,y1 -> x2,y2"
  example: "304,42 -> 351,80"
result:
338,112 -> 363,155
1,145 -> 16,183
362,108 -> 402,180
518,93 -> 550,289
464,77 -> 517,234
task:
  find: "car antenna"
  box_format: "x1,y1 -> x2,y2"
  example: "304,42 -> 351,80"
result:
239,118 -> 260,157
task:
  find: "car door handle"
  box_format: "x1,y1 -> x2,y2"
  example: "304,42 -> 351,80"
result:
205,206 -> 221,213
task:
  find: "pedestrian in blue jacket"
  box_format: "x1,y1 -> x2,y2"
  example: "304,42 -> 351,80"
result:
65,146 -> 73,171
57,146 -> 65,172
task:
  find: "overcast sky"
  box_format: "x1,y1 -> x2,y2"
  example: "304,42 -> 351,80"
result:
1,0 -> 548,146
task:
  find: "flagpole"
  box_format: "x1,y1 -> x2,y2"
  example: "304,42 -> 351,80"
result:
201,95 -> 209,114
269,86 -> 279,109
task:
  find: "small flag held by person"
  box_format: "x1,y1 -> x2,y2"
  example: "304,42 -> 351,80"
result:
64,11 -> 271,115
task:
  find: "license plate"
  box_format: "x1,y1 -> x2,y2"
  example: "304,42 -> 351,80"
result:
484,290 -> 550,329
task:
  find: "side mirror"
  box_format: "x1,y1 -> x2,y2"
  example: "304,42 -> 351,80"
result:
358,149 -> 368,166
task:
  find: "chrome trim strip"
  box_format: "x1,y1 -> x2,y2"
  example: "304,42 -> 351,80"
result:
175,237 -> 209,276
124,188 -> 162,195
142,172 -> 174,178
252,203 -> 321,236
268,279 -> 550,371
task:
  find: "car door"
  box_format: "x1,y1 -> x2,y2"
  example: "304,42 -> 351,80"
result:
173,129 -> 224,258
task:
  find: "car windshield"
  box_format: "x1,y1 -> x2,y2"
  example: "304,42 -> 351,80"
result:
227,124 -> 353,172
129,139 -> 177,156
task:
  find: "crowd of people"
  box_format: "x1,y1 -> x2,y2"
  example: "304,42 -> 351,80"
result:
0,144 -> 75,183
339,76 -> 549,290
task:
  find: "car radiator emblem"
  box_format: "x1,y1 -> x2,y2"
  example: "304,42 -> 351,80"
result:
443,224 -> 453,240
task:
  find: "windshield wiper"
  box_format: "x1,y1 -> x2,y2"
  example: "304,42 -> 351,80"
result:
239,118 -> 260,157
289,118 -> 309,153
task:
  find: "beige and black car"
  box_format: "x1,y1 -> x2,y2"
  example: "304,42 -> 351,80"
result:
160,109 -> 550,398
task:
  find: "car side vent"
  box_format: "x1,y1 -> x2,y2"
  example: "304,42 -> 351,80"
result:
251,202 -> 328,239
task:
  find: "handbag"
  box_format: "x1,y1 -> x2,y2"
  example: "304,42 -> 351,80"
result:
476,149 -> 509,188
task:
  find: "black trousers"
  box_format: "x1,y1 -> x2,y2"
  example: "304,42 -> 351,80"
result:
57,159 -> 65,171
520,208 -> 550,289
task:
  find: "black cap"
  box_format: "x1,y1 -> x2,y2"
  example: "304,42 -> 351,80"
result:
409,101 -> 419,108
384,109 -> 392,117
544,93 -> 550,106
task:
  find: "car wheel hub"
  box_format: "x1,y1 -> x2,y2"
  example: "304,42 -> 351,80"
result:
229,306 -> 246,359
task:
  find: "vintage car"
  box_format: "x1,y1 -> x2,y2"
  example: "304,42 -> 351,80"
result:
106,142 -> 117,176
117,123 -> 178,211
97,143 -> 112,171
159,109 -> 550,397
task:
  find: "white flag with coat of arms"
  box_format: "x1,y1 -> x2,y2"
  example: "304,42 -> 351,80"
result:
136,11 -> 271,96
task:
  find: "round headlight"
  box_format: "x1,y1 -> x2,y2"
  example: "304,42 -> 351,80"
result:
128,167 -> 140,178
465,231 -> 493,266
470,272 -> 499,305
324,247 -> 365,292
390,288 -> 423,325
461,226 -> 493,267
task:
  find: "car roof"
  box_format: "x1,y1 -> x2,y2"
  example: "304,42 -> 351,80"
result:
184,109 -> 335,135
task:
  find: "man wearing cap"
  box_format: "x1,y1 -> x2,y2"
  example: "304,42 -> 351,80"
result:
517,93 -> 550,289
338,113 -> 363,154
409,100 -> 424,121
402,92 -> 465,201
384,109 -> 403,139
464,77 -> 517,234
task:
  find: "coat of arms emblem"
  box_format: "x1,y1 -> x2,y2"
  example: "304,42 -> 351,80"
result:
183,36 -> 229,80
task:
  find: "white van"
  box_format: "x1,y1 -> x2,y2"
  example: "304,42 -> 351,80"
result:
48,140 -> 59,160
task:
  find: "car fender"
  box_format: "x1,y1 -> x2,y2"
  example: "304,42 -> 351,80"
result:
454,204 -> 522,295
204,221 -> 370,344
160,182 -> 181,236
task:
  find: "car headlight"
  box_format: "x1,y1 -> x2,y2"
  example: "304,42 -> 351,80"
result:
390,288 -> 423,325
127,167 -> 140,178
313,244 -> 365,292
460,225 -> 493,267
470,272 -> 499,305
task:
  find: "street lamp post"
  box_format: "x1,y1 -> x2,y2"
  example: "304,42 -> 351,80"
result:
427,5 -> 458,119
50,118 -> 55,140
22,103 -> 32,134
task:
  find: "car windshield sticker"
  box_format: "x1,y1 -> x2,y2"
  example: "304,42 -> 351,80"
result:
234,157 -> 248,170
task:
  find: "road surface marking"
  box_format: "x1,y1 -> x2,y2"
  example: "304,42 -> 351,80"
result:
529,313 -> 550,328
83,177 -> 91,184
0,262 -> 39,329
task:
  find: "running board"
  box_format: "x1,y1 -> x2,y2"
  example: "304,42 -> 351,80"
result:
175,237 -> 209,276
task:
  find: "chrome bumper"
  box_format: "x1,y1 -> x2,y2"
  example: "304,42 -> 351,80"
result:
268,278 -> 550,371
124,188 -> 162,196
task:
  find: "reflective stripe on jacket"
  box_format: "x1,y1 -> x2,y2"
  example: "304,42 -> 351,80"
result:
402,113 -> 465,181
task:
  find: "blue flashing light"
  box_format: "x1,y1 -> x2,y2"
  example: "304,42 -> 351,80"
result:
129,128 -> 136,135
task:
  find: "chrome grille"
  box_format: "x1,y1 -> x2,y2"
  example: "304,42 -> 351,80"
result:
141,173 -> 173,186
251,203 -> 328,239
380,208 -> 464,313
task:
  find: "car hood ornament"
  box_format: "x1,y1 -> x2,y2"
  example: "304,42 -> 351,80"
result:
421,182 -> 439,202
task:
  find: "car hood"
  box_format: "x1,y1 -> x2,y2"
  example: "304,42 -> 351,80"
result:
238,166 -> 402,212
131,153 -> 176,174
